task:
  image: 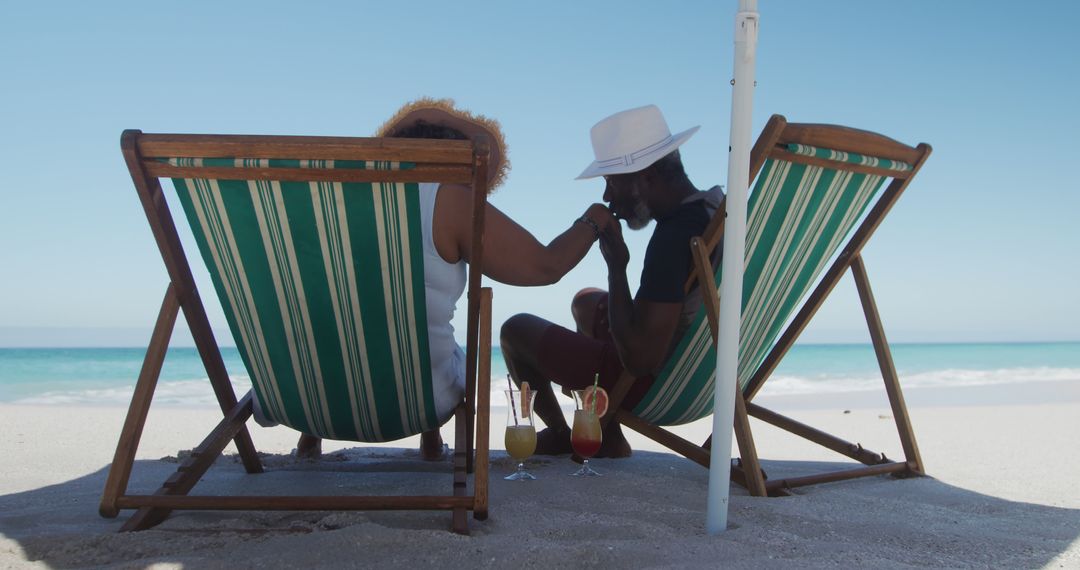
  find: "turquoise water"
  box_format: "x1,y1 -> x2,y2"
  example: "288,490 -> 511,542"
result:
0,343 -> 1077,406
0,347 -> 249,406
760,342 -> 1080,395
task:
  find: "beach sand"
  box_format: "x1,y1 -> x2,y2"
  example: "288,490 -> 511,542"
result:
1,380 -> 1078,568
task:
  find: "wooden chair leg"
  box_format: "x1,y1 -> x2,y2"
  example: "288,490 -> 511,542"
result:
618,411 -> 710,467
464,398 -> 475,475
451,403 -> 469,534
101,284 -> 180,518
472,287 -> 492,521
598,371 -> 636,431
733,390 -> 768,497
747,403 -> 890,466
119,392 -> 256,531
613,383 -> 771,496
183,299 -> 263,475
850,256 -> 924,474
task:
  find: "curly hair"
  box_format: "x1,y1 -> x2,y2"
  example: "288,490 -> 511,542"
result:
375,97 -> 510,191
385,119 -> 468,142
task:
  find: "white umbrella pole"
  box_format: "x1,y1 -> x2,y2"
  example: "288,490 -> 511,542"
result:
706,0 -> 759,535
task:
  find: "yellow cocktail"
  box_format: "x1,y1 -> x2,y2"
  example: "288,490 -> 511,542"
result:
505,425 -> 537,460
504,383 -> 538,480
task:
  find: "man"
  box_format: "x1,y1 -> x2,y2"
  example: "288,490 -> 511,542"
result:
501,104 -> 722,457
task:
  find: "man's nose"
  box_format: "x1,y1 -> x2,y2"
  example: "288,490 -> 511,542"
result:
602,182 -> 612,202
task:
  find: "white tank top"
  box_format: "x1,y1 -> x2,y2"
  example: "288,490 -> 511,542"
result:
418,182 -> 468,423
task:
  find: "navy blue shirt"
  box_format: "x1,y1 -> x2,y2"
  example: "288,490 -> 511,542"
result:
637,188 -> 722,366
638,195 -> 713,303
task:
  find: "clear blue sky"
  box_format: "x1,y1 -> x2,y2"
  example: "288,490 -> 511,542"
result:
1,1 -> 1077,347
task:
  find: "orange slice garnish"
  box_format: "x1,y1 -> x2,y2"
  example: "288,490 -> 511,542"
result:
582,385 -> 609,417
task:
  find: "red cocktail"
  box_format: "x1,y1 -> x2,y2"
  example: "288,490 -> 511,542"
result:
571,389 -> 604,476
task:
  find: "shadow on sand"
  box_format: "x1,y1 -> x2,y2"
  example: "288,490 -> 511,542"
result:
1,449 -> 1077,568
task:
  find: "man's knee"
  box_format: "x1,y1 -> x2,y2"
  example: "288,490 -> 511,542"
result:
500,313 -> 549,355
500,313 -> 533,345
571,288 -> 607,336
571,288 -> 606,314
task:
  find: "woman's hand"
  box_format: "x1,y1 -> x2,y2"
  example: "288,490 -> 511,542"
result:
583,203 -> 617,234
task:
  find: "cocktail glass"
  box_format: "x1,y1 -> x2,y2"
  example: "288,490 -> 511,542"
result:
504,388 -> 537,480
570,389 -> 602,476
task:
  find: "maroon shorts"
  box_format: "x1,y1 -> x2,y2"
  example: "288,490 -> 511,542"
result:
534,299 -> 654,411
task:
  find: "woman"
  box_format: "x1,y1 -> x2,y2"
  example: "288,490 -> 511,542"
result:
297,98 -> 614,460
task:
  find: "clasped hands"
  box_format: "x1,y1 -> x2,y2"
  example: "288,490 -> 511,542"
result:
582,203 -> 629,272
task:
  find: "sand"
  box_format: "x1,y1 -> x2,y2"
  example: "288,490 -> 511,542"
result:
1,380 -> 1078,568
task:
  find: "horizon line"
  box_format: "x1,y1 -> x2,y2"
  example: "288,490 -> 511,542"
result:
2,339 -> 1078,350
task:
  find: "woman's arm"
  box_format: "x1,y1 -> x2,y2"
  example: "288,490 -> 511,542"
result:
433,184 -> 614,286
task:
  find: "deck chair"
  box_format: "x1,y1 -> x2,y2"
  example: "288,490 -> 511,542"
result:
602,114 -> 932,496
99,131 -> 494,533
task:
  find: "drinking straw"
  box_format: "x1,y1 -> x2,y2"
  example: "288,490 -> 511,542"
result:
521,381 -> 531,417
507,375 -> 519,426
590,373 -> 599,415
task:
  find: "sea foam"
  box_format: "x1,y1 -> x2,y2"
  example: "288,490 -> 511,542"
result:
13,367 -> 1078,407
758,366 -> 1080,396
15,376 -> 253,407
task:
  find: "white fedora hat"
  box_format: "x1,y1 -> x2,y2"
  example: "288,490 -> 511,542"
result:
577,104 -> 699,180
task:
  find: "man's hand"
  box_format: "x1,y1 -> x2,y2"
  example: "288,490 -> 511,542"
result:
598,217 -> 630,271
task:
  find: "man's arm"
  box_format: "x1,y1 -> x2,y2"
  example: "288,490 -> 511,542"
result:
599,222 -> 683,376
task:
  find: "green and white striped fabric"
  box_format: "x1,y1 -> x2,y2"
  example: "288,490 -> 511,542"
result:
170,157 -> 439,442
632,144 -> 912,425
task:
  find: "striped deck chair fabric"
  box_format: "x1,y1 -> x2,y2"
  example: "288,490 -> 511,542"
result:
168,157 -> 439,442
633,144 -> 913,426
104,132 -> 492,534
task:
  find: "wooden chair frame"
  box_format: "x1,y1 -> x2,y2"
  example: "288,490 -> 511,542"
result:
601,115 -> 932,497
99,132 -> 493,534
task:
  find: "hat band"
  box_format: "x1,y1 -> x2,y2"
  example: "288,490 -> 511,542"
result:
594,134 -> 674,171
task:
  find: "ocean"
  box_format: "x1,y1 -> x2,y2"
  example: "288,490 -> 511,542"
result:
1,343 -> 1077,407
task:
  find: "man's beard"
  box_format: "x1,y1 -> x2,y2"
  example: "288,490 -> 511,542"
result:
624,190 -> 652,230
